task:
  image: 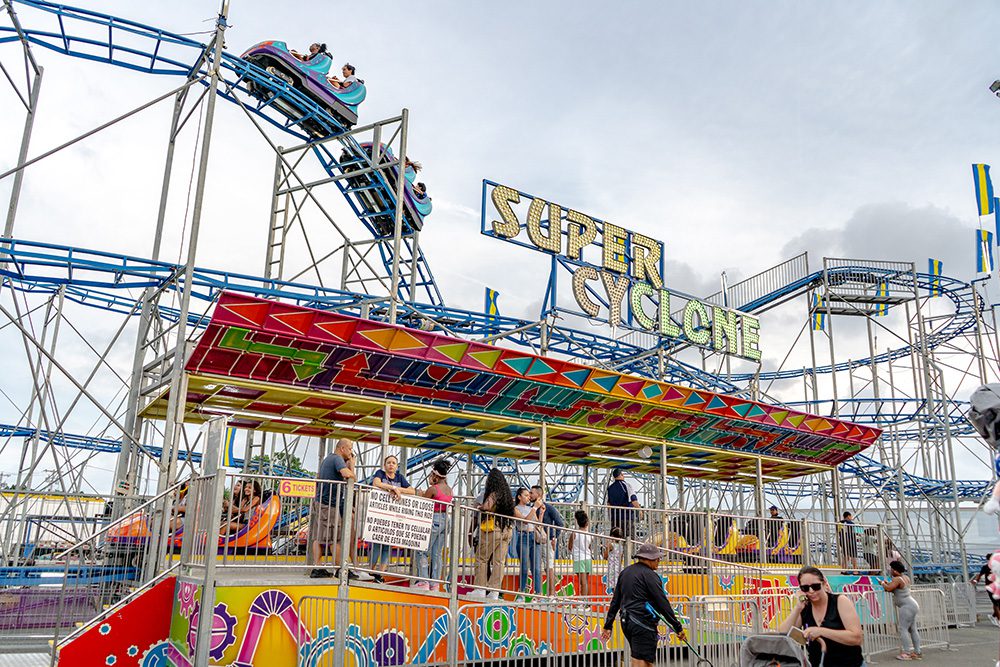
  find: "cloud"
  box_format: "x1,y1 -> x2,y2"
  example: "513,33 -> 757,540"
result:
781,202 -> 977,280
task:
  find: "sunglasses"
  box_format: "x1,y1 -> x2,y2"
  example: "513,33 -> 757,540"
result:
799,583 -> 823,592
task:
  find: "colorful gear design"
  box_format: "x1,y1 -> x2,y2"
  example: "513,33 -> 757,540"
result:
507,633 -> 535,657
719,575 -> 735,591
299,626 -> 336,667
299,624 -> 374,667
372,628 -> 409,666
477,606 -> 515,652
176,582 -> 198,619
186,601 -> 238,662
563,612 -> 587,634
139,640 -> 171,667
579,627 -> 604,652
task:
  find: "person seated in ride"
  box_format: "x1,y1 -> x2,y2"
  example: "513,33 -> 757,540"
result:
221,480 -> 243,517
413,181 -> 428,198
291,42 -> 328,62
223,480 -> 262,534
328,63 -> 361,89
170,481 -> 190,532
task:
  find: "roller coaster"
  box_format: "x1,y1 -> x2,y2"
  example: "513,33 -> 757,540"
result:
0,0 -> 995,579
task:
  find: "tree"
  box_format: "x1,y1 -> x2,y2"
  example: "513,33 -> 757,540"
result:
247,452 -> 311,477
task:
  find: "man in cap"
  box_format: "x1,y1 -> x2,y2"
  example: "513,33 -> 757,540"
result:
607,468 -> 641,538
602,542 -> 686,667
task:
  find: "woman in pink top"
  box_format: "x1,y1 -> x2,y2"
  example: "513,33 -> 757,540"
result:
414,459 -> 454,591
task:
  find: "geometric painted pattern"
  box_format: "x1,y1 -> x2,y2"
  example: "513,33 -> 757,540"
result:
142,292 -> 879,480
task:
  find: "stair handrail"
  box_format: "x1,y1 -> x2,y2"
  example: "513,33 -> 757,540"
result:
53,480 -> 185,561
54,561 -> 180,650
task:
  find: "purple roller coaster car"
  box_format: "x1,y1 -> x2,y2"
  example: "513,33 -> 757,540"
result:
241,40 -> 367,136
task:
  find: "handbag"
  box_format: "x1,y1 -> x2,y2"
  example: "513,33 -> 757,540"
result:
534,524 -> 547,544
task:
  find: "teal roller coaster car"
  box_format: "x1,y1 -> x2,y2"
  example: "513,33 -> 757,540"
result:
241,40 -> 366,135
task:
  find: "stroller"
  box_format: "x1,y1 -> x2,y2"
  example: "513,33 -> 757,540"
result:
739,633 -> 812,667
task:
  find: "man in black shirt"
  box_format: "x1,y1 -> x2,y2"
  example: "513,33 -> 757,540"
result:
971,559 -> 1000,626
607,468 -> 641,538
602,542 -> 686,667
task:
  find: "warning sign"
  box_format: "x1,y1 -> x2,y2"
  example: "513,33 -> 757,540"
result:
361,489 -> 435,551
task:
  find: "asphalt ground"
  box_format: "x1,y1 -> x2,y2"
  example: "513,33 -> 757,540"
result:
884,622 -> 996,665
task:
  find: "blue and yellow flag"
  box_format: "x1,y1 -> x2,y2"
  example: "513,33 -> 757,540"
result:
977,229 -> 995,273
221,426 -> 237,468
874,281 -> 889,317
973,164 -> 995,216
811,293 -> 826,331
484,287 -> 500,319
928,258 -> 943,297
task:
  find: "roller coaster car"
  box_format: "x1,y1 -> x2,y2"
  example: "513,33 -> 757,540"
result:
241,41 -> 366,135
220,492 -> 281,554
103,494 -> 281,556
339,142 -> 432,236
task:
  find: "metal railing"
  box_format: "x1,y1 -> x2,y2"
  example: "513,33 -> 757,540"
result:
0,480 -> 185,656
927,581 -> 977,626
546,501 -> 888,573
177,478 -> 895,583
852,586 -> 950,658
701,252 -> 811,311
298,596 -> 453,667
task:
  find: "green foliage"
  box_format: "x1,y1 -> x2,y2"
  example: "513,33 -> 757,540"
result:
248,451 -> 312,476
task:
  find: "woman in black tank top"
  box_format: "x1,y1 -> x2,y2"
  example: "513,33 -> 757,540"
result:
778,566 -> 865,667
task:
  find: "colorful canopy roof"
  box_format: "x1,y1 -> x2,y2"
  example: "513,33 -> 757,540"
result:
141,292 -> 879,480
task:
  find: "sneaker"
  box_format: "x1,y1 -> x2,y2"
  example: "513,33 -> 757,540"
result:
910,653 -> 922,661
352,570 -> 374,581
413,581 -> 430,590
895,654 -> 912,661
467,589 -> 486,599
309,568 -> 332,579
428,583 -> 440,592
487,591 -> 501,600
991,616 -> 1000,627
373,573 -> 385,584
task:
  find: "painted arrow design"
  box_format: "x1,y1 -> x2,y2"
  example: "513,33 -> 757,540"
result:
219,327 -> 329,380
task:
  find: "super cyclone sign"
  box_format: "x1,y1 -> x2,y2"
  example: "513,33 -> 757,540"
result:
481,180 -> 761,361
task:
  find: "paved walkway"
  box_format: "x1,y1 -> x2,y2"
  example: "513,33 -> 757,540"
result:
875,623 -> 997,665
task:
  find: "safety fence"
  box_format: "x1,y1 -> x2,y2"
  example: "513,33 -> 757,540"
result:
930,581 -> 977,626
547,501 -> 889,572
172,473 -> 901,595
298,596 -> 454,667
0,480 -> 185,656
849,586 -> 951,658
290,595 -> 812,667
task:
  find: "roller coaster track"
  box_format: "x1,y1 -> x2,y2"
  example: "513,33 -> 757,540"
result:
0,0 -> 442,305
0,239 -> 990,503
0,423 -> 320,477
0,4 -> 990,503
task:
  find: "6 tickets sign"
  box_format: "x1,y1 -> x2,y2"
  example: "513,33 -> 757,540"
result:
362,489 -> 435,551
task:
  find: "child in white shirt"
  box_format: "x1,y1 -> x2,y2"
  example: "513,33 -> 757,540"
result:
567,510 -> 593,597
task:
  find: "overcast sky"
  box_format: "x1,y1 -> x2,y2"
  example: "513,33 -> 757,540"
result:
0,0 -> 998,485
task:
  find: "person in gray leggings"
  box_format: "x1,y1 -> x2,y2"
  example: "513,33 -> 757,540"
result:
881,560 -> 921,660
